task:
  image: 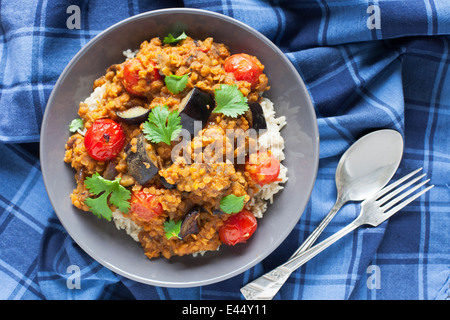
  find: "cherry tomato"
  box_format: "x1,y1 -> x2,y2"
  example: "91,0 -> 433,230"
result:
84,119 -> 125,161
245,151 -> 281,186
122,58 -> 161,96
224,53 -> 263,87
130,190 -> 163,221
219,209 -> 257,246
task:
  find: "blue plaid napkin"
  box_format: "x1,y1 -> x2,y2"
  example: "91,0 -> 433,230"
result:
0,0 -> 449,300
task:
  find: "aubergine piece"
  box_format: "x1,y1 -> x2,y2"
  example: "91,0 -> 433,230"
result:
246,102 -> 267,130
116,106 -> 150,125
125,134 -> 159,185
200,206 -> 225,216
160,176 -> 176,189
212,209 -> 226,215
179,207 -> 202,240
102,161 -> 118,180
179,87 -> 214,137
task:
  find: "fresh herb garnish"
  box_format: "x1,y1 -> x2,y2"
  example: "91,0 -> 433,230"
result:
213,84 -> 249,117
219,194 -> 246,214
163,31 -> 187,44
69,118 -> 84,133
142,105 -> 182,145
164,219 -> 182,239
165,73 -> 189,94
84,173 -> 131,221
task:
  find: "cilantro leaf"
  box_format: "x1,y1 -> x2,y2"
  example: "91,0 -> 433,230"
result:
108,184 -> 132,213
85,193 -> 111,220
165,73 -> 189,94
213,84 -> 249,117
164,219 -> 182,239
163,31 -> 187,44
69,118 -> 84,133
219,194 -> 246,214
84,172 -> 131,221
142,105 -> 182,145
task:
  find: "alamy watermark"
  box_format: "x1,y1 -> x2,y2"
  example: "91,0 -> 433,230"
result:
62,3 -> 383,292
367,5 -> 381,30
65,263 -> 382,290
66,5 -> 382,33
66,5 -> 81,30
66,265 -> 81,290
367,265 -> 381,290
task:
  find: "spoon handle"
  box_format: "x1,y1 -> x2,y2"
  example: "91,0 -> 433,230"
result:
240,198 -> 345,300
290,198 -> 345,258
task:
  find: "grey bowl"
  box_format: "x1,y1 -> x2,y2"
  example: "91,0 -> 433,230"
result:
40,8 -> 319,287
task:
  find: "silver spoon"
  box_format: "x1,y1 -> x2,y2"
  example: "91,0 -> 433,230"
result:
241,129 -> 404,300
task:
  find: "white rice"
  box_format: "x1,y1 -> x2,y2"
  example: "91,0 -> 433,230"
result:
81,83 -> 106,112
122,49 -> 139,60
246,97 -> 288,218
111,209 -> 141,242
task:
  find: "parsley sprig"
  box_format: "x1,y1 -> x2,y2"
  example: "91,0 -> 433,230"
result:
142,105 -> 182,145
84,173 -> 131,221
213,84 -> 249,117
219,194 -> 246,214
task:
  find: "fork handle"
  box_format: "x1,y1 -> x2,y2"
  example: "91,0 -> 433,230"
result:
241,220 -> 361,300
282,220 -> 360,271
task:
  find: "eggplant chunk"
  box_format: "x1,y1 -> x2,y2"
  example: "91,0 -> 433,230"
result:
212,209 -> 226,215
179,87 -> 214,137
103,161 -> 118,180
179,207 -> 202,239
160,176 -> 176,189
246,102 -> 267,130
125,134 -> 159,185
116,106 -> 150,124
201,206 -> 225,216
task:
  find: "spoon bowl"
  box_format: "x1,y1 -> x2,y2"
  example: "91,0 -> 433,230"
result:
336,129 -> 404,202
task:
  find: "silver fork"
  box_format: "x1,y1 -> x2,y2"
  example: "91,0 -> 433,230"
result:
241,168 -> 434,300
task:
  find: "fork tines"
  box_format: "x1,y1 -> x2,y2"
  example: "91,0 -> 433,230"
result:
375,168 -> 434,216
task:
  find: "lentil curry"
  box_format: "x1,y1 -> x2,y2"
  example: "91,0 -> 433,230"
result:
64,33 -> 286,259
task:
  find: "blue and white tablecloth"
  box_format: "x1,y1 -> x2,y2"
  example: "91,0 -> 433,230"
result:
0,0 -> 449,300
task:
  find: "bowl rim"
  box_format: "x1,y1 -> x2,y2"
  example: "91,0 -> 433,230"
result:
40,7 -> 319,287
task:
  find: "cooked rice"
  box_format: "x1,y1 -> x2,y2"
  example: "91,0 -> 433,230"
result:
246,97 -> 287,218
84,84 -> 106,112
111,209 -> 141,241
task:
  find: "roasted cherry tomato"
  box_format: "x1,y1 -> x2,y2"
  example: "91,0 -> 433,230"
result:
245,151 -> 281,186
130,190 -> 163,221
219,209 -> 257,246
224,53 -> 263,87
122,58 -> 161,96
84,119 -> 125,161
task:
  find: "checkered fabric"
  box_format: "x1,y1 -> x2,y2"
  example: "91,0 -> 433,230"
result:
0,0 -> 449,300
